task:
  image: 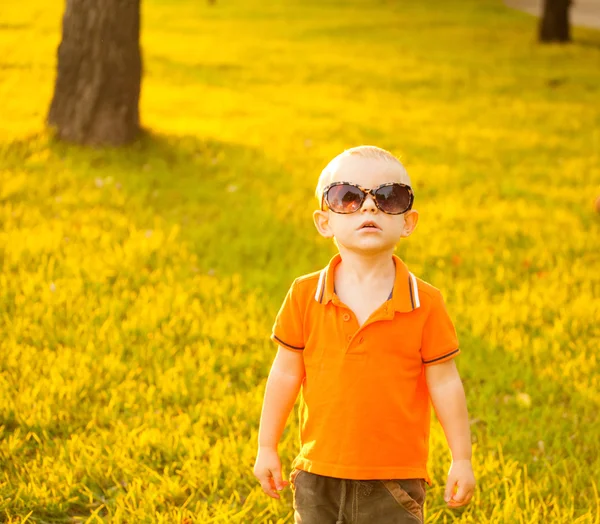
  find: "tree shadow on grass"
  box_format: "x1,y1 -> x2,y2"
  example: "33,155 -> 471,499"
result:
0,129 -> 325,297
573,37 -> 600,51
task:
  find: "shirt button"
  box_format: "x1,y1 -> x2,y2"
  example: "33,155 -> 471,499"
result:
343,313 -> 351,321
359,337 -> 364,343
347,335 -> 352,341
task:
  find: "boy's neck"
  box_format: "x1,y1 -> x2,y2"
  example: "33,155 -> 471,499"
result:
335,248 -> 396,286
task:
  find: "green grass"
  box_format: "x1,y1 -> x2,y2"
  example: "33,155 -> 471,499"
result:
1,0 -> 599,522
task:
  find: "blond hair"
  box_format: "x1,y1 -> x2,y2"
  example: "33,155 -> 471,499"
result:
315,145 -> 406,202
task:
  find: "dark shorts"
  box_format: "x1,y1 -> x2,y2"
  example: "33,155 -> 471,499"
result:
290,468 -> 427,524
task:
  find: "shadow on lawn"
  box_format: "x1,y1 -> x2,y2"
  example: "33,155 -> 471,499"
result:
574,37 -> 600,51
1,130 -> 326,297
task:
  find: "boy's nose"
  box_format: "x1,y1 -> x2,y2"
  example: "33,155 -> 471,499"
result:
361,194 -> 378,212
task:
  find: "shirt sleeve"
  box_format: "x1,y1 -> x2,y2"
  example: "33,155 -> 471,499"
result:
420,290 -> 460,366
270,279 -> 305,352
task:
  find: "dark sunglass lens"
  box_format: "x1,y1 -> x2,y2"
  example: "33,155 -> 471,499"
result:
375,184 -> 411,214
327,184 -> 363,213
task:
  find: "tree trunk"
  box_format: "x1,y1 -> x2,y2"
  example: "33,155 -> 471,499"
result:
48,0 -> 142,146
539,0 -> 571,43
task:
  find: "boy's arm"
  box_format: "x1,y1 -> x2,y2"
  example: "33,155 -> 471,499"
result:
258,346 -> 305,450
425,359 -> 476,507
425,359 -> 471,461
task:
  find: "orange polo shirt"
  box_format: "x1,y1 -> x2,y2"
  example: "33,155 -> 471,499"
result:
271,253 -> 460,486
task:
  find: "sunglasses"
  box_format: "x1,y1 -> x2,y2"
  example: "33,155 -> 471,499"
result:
321,181 -> 414,215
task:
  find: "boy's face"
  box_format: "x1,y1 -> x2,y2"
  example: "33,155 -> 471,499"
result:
313,155 -> 419,255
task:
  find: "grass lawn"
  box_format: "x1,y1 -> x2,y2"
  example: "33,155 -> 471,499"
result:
0,0 -> 599,522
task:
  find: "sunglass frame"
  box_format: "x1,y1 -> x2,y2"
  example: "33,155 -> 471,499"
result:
321,181 -> 414,215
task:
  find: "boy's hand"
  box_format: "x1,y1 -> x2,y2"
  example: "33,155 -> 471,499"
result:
253,447 -> 290,500
444,459 -> 476,508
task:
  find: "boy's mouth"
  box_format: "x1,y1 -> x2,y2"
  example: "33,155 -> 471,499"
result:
358,220 -> 381,230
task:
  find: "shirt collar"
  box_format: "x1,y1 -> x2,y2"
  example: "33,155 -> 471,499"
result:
314,253 -> 420,312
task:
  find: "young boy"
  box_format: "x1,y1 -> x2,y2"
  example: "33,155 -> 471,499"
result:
254,146 -> 476,523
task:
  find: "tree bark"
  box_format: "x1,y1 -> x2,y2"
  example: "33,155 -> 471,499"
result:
539,0 -> 571,43
48,0 -> 142,146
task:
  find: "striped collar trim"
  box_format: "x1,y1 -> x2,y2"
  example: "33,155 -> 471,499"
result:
314,253 -> 420,312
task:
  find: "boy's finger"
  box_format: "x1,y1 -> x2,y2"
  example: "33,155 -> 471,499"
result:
447,489 -> 473,507
272,472 -> 284,490
444,481 -> 456,502
272,474 -> 290,491
259,478 -> 280,499
452,485 -> 469,503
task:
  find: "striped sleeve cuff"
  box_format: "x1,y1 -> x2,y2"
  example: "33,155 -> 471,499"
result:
422,348 -> 460,365
271,333 -> 304,352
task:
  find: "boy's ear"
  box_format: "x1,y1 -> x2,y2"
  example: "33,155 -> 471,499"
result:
400,209 -> 419,238
313,209 -> 334,238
